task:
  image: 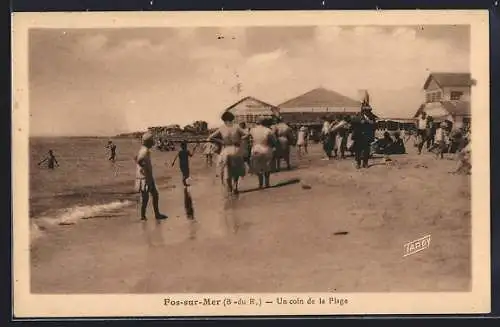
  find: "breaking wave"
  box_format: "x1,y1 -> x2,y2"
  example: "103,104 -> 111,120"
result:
31,200 -> 134,244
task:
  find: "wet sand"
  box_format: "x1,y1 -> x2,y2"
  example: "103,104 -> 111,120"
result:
30,144 -> 471,293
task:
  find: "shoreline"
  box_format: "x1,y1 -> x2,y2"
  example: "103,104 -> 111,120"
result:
29,174 -> 174,219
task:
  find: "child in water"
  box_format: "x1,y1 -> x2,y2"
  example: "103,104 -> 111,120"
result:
172,141 -> 197,187
105,140 -> 117,162
38,150 -> 59,169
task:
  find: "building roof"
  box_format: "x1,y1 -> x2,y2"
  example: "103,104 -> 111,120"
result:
441,100 -> 471,116
224,96 -> 280,113
280,111 -> 359,124
413,103 -> 426,118
414,101 -> 470,118
423,72 -> 472,90
278,87 -> 362,109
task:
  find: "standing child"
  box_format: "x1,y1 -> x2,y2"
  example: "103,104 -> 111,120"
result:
172,141 -> 197,187
38,150 -> 59,170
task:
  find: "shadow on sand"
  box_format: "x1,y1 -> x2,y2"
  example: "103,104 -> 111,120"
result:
238,177 -> 301,194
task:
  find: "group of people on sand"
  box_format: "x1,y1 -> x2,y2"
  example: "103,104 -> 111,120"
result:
130,110 -> 292,220
205,111 -> 294,195
316,110 -> 378,169
414,111 -> 471,174
36,108 -> 471,222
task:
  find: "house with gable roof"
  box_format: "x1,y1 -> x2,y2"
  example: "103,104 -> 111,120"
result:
414,72 -> 472,129
223,96 -> 280,127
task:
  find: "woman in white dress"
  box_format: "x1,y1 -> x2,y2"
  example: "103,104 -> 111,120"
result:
207,111 -> 249,194
250,117 -> 277,188
296,126 -> 308,157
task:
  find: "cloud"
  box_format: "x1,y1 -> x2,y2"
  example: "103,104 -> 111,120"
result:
29,26 -> 469,136
247,48 -> 287,65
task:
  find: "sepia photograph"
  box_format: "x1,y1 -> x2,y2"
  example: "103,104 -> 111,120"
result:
12,11 -> 490,317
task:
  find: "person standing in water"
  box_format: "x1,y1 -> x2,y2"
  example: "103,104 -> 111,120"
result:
135,132 -> 168,221
250,117 -> 277,189
38,150 -> 59,170
207,111 -> 249,194
105,140 -> 117,163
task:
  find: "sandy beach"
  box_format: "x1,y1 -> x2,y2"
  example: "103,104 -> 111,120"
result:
30,138 -> 471,293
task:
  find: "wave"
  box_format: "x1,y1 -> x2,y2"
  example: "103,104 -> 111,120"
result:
31,200 -> 134,244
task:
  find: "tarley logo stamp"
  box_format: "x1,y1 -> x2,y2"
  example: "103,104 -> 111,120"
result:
403,234 -> 431,257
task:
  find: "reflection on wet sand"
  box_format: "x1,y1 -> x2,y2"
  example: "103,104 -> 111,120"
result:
183,186 -> 195,220
223,194 -> 241,234
184,186 -> 198,240
238,177 -> 301,194
141,219 -> 165,248
188,220 -> 198,240
140,177 -> 299,246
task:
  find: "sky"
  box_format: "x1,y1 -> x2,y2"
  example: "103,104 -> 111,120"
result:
29,25 -> 470,136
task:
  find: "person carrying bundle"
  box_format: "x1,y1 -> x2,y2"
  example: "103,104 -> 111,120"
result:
272,116 -> 294,171
250,117 -> 277,189
207,111 -> 249,194
320,116 -> 335,160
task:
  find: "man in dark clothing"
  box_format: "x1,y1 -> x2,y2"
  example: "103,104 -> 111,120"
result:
350,113 -> 375,169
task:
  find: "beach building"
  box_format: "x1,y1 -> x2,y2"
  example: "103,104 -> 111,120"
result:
223,96 -> 280,127
414,72 -> 472,129
277,87 -> 377,128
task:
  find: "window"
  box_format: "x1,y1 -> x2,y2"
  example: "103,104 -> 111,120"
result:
426,91 -> 442,103
450,91 -> 463,101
